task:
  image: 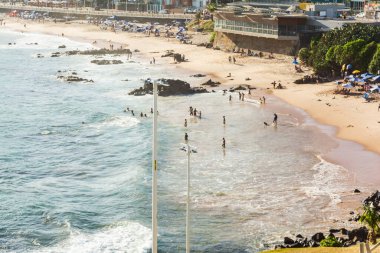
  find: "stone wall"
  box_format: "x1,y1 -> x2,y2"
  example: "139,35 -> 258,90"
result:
213,32 -> 300,55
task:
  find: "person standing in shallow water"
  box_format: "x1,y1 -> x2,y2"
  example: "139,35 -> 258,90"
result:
273,113 -> 278,126
222,138 -> 226,148
184,119 -> 187,127
185,133 -> 188,142
223,116 -> 226,125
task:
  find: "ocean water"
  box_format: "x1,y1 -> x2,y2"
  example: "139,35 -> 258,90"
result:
0,29 -> 370,252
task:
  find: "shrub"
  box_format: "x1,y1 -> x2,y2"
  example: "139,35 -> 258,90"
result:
320,236 -> 342,247
210,31 -> 216,43
298,48 -> 309,63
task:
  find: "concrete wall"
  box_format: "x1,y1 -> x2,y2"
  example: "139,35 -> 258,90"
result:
214,31 -> 299,55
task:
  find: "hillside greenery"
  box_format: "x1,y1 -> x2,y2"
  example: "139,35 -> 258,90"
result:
298,23 -> 380,76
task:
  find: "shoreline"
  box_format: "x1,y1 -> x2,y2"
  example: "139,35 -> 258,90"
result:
2,16 -> 380,212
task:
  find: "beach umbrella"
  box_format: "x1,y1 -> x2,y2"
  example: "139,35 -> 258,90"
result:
352,70 -> 361,75
370,85 -> 380,93
371,75 -> 380,83
342,83 -> 353,88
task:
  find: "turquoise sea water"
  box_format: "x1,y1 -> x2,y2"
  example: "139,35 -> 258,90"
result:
0,29 -> 376,252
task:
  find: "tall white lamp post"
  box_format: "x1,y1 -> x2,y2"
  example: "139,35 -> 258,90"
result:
180,143 -> 197,253
152,81 -> 158,253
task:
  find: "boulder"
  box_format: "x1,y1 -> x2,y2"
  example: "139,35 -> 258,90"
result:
129,79 -> 208,97
354,189 -> 361,193
348,227 -> 368,242
311,232 -> 325,242
284,237 -> 294,245
201,79 -> 220,87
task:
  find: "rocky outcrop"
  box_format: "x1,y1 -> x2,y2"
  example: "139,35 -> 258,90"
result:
128,79 -> 208,96
90,59 -> 123,65
201,79 -> 220,87
66,48 -> 132,56
191,74 -> 206,78
229,85 -> 247,92
294,75 -> 328,84
57,70 -> 93,83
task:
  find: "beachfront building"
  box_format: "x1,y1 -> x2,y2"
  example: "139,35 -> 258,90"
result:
213,11 -> 323,54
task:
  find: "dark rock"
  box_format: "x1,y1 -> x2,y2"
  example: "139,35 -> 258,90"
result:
294,75 -> 328,84
51,52 -> 61,57
191,74 -> 206,78
295,234 -> 304,239
58,45 -> 66,49
354,189 -> 361,193
66,48 -> 132,56
284,237 -> 294,245
90,59 -> 123,65
350,211 -> 355,215
57,75 -> 94,83
311,232 -> 325,242
329,229 -> 340,233
201,79 -> 220,87
363,190 -> 380,209
229,85 -> 247,92
129,79 -> 208,97
348,227 -> 368,242
341,228 -> 349,235
328,233 -> 336,238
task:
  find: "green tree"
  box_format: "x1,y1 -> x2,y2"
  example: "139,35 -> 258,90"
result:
358,41 -> 377,72
359,204 -> 380,244
340,39 -> 366,69
368,44 -> 380,74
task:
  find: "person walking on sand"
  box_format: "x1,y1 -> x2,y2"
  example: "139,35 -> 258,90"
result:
184,119 -> 187,127
223,116 -> 226,125
233,57 -> 236,64
242,93 -> 245,101
228,56 -> 231,63
199,111 -> 202,119
153,57 -> 155,64
262,96 -> 266,104
229,95 -> 232,101
222,138 -> 226,148
238,92 -> 241,101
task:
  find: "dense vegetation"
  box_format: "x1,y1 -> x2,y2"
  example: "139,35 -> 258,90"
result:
298,23 -> 380,76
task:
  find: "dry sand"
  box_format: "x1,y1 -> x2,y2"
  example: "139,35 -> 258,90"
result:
2,17 -> 380,156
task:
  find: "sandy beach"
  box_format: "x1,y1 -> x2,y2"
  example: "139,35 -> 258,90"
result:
4,17 -> 379,156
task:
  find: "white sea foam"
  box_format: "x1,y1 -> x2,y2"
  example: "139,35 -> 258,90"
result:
90,116 -> 140,129
0,30 -> 93,50
32,221 -> 151,253
301,155 -> 349,206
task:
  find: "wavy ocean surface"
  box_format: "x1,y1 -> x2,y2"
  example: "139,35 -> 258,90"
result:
0,29 -> 365,252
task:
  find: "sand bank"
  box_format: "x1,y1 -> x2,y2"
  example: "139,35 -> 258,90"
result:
2,17 -> 379,157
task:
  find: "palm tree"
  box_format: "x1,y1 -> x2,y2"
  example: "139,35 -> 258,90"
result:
359,204 -> 380,244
